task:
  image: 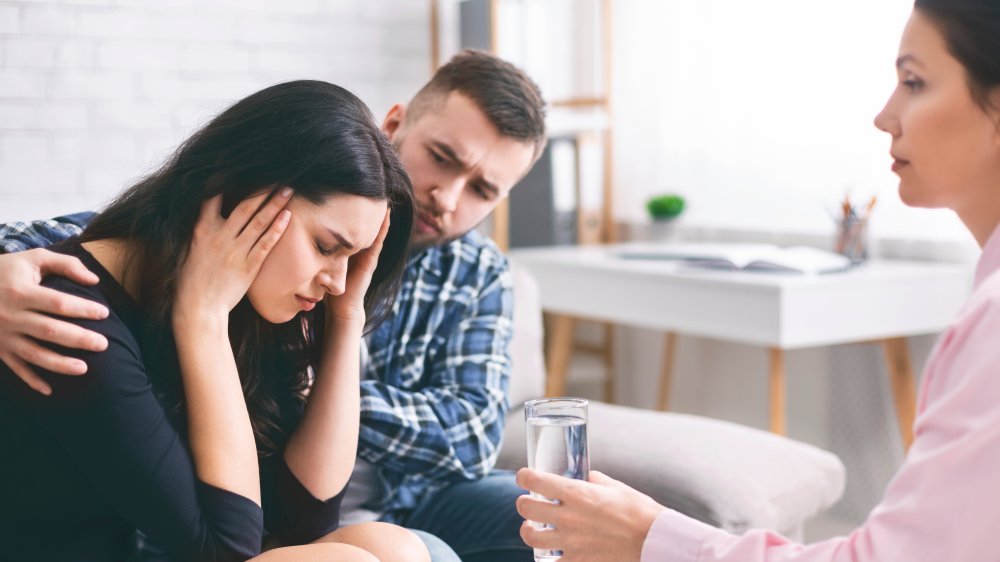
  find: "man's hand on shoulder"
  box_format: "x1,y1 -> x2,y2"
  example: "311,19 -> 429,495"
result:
0,248 -> 110,395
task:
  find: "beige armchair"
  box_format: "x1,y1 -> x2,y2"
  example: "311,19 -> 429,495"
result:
496,261 -> 846,539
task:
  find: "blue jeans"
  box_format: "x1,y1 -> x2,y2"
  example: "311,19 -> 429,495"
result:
387,470 -> 532,562
410,529 -> 461,562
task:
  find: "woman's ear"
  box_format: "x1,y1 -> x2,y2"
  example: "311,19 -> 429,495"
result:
382,104 -> 407,141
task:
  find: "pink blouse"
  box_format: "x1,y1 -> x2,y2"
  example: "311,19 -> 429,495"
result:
641,228 -> 1000,561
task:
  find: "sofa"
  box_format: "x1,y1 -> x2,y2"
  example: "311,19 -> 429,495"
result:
495,261 -> 847,539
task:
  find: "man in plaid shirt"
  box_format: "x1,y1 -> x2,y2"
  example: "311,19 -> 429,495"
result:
0,50 -> 546,562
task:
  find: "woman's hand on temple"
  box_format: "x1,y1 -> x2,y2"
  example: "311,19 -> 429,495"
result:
174,188 -> 292,322
516,468 -> 666,562
324,208 -> 391,326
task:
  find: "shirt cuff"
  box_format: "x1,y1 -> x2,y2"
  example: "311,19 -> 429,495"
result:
268,458 -> 345,545
641,508 -> 722,562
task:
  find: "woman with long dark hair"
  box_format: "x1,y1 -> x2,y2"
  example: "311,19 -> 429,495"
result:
0,80 -> 427,561
516,1 -> 1000,560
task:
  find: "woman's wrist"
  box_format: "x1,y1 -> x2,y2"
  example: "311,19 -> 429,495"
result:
172,304 -> 230,336
324,310 -> 366,335
317,315 -> 365,371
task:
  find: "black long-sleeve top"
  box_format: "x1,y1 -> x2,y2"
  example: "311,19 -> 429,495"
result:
0,240 -> 344,561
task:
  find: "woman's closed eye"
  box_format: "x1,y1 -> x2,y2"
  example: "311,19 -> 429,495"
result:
316,242 -> 338,257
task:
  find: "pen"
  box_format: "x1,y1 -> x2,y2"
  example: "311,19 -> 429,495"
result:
863,195 -> 877,219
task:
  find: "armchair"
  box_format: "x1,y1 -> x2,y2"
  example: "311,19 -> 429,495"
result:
496,260 -> 846,539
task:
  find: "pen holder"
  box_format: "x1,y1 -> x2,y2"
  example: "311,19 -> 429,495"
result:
834,217 -> 868,265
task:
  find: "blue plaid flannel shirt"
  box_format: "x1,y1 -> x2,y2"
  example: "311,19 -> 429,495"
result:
0,214 -> 514,521
0,212 -> 95,254
361,229 -> 513,521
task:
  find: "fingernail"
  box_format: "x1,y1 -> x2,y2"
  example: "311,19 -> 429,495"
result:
279,210 -> 291,223
281,187 -> 293,198
38,386 -> 52,397
92,336 -> 108,351
94,306 -> 109,319
74,360 -> 88,373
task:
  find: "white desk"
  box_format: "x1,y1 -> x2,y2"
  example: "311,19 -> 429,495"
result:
510,244 -> 973,447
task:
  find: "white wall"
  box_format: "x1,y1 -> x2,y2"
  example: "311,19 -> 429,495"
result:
0,0 -> 430,222
611,0 -> 973,245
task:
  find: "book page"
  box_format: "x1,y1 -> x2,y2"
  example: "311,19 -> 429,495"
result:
744,246 -> 851,274
617,243 -> 778,264
617,243 -> 851,274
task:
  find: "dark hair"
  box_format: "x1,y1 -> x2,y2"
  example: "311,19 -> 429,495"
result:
80,80 -> 414,455
915,0 -> 1000,111
407,49 -> 547,158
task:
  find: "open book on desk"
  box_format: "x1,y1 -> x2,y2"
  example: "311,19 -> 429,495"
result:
617,242 -> 852,275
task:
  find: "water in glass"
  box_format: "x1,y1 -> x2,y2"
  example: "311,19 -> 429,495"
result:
526,414 -> 589,561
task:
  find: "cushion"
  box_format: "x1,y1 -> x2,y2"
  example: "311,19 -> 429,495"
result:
497,401 -> 846,534
507,260 -> 546,408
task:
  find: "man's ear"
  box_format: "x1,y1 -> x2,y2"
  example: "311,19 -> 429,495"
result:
382,104 -> 407,141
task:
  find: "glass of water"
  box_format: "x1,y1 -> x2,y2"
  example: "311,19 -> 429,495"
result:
524,397 -> 590,562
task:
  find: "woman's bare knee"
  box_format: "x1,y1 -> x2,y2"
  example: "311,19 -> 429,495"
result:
250,541 -> 378,562
318,521 -> 431,562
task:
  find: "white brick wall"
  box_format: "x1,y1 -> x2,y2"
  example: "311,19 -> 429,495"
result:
0,0 -> 430,221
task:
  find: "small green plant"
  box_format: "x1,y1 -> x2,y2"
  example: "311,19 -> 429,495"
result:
646,194 -> 686,220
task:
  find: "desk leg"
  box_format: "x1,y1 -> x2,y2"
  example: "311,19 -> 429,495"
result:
882,337 -> 916,451
657,332 -> 677,411
545,314 -> 576,398
769,348 -> 786,435
602,323 -> 616,404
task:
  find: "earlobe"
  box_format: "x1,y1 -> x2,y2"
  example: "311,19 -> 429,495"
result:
382,104 -> 407,141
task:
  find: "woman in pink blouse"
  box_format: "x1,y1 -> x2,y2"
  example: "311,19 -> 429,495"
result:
516,0 -> 1000,560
